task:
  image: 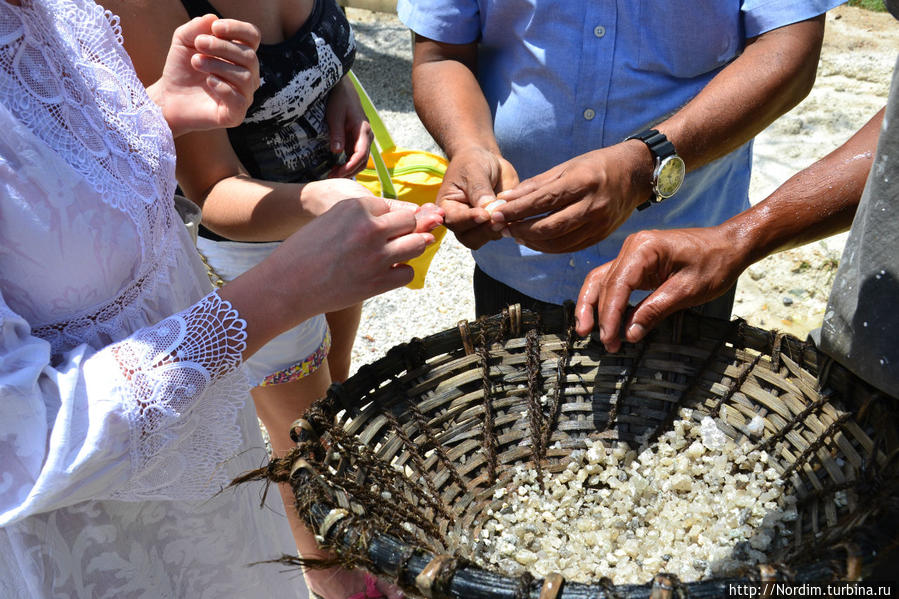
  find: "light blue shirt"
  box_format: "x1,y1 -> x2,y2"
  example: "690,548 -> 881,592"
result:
399,0 -> 844,304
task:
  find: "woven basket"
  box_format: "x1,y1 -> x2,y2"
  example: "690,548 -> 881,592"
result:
265,305 -> 899,598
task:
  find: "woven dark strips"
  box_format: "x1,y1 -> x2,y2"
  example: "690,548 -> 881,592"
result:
381,407 -> 452,521
325,423 -> 446,546
757,392 -> 832,453
644,318 -> 735,445
260,307 -> 899,598
525,329 -> 546,485
408,400 -> 469,494
782,412 -> 856,479
293,448 -> 435,553
600,334 -> 652,435
754,357 -> 812,399
709,351 -> 763,418
478,332 -> 499,485
543,320 -> 575,459
770,331 -> 785,371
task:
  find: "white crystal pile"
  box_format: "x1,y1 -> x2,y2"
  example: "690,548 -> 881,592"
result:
466,412 -> 797,584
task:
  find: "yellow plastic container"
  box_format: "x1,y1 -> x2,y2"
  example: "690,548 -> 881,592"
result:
356,149 -> 448,289
350,71 -> 448,289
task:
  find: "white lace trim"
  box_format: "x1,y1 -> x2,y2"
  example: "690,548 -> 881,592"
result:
103,8 -> 123,45
109,292 -> 249,500
0,0 -> 175,264
0,0 -> 252,500
0,0 -> 182,358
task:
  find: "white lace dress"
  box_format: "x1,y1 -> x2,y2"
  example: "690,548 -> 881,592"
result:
0,1 -> 308,597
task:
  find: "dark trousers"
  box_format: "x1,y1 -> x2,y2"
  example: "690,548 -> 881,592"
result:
473,264 -> 737,324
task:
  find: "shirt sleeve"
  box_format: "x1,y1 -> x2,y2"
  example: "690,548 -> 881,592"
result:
0,290 -> 250,526
742,0 -> 846,39
397,0 -> 482,44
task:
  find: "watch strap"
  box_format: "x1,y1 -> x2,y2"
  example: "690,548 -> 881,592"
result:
625,128 -> 677,211
626,129 -> 676,161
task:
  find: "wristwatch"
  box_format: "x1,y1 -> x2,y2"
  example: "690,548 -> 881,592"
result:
625,129 -> 685,211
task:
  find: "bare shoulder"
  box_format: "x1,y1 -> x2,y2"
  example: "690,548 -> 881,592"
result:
101,0 -> 190,84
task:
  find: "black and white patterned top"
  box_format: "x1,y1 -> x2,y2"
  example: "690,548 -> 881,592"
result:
180,0 -> 356,239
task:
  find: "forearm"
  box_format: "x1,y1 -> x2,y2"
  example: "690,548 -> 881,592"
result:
192,174 -> 379,242
656,16 -> 825,172
411,36 -> 499,159
217,259 -> 315,359
195,176 -> 319,242
215,196 -> 433,359
723,108 -> 883,268
174,129 -> 332,241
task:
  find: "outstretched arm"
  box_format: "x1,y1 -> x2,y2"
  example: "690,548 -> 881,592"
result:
575,107 -> 885,351
411,35 -> 520,249
0,194 -> 438,525
175,127 -> 381,240
493,16 -> 829,253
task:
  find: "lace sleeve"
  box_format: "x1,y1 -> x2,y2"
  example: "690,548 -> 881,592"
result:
0,291 -> 252,525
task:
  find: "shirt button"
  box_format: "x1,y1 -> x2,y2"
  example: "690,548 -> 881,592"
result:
583,108 -> 595,121
569,258 -> 576,268
593,25 -> 606,38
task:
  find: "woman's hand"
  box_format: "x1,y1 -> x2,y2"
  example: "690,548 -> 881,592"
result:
401,201 -> 444,234
220,196 -> 443,359
326,76 -> 374,178
148,15 -> 261,138
299,180 -> 445,235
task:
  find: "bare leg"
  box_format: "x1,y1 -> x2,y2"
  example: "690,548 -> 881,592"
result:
252,365 -> 330,547
252,362 -> 378,599
325,303 -> 363,383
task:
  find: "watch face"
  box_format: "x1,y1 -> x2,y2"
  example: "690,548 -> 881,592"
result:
655,155 -> 685,198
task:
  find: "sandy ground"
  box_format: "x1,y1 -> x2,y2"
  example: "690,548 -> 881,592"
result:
345,5 -> 899,371
738,5 -> 898,337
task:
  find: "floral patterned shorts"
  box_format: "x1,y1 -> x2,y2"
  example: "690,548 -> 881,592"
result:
260,329 -> 331,386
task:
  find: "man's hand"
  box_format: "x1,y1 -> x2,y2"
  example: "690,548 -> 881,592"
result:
574,104 -> 886,352
326,76 -> 374,179
490,141 -> 652,253
150,15 -> 261,137
575,226 -> 745,352
438,146 -> 519,249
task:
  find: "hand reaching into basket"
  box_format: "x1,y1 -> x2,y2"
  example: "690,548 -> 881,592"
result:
575,108 -> 885,353
574,226 -> 747,352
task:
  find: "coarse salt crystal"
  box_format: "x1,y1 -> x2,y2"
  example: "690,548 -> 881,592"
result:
465,413 -> 796,585
746,415 -> 765,436
700,416 -> 728,450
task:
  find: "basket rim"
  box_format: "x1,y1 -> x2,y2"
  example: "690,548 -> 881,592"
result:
290,306 -> 898,598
